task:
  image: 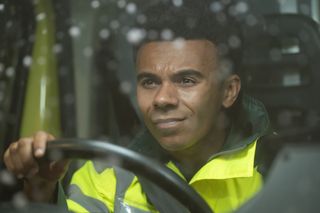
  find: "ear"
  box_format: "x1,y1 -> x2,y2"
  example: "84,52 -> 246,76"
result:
222,74 -> 241,108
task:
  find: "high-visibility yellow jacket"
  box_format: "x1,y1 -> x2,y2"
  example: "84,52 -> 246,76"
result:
59,95 -> 270,213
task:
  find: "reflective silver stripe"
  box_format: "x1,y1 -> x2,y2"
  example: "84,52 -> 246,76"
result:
68,184 -> 110,213
114,167 -> 134,212
114,168 -> 151,213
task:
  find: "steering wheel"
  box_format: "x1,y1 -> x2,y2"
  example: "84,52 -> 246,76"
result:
45,139 -> 213,213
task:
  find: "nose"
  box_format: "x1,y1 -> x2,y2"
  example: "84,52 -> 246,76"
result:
153,82 -> 179,110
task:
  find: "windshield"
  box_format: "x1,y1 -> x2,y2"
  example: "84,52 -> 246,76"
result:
0,0 -> 320,212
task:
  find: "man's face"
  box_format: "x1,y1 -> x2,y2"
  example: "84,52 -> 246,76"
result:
136,40 -> 227,152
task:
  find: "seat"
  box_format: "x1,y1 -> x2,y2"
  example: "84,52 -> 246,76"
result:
240,15 -> 320,210
235,144 -> 320,213
241,14 -> 320,145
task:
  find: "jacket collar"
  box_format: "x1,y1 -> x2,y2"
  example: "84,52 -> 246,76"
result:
209,94 -> 270,159
166,139 -> 259,182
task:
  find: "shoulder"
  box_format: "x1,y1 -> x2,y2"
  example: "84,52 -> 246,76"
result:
254,136 -> 278,178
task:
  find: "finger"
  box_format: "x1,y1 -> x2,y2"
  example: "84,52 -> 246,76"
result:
47,133 -> 55,141
3,156 -> 19,181
18,138 -> 39,178
3,148 -> 15,172
8,142 -> 25,178
33,131 -> 52,158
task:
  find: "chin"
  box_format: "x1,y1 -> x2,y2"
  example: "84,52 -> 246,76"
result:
157,137 -> 190,152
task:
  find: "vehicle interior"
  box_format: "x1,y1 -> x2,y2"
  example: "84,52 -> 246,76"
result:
0,0 -> 319,212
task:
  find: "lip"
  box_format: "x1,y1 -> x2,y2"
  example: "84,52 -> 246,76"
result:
152,117 -> 186,129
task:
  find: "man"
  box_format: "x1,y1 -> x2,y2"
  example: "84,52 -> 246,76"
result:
3,1 -> 270,212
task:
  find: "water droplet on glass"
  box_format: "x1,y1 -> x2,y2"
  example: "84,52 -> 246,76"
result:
5,67 -> 14,77
120,81 -> 132,94
210,1 -> 223,13
245,14 -> 258,26
6,20 -> 13,28
137,14 -> 147,24
23,56 -> 33,67
69,26 -> 81,38
99,28 -> 110,39
219,59 -> 233,80
161,29 -> 174,40
172,38 -> 186,49
0,170 -> 16,186
0,4 -> 5,11
126,28 -> 146,44
172,0 -> 183,7
118,0 -> 126,8
12,192 -> 28,209
83,46 -> 93,57
91,0 -> 100,9
126,3 -> 137,14
53,43 -> 63,53
235,1 -> 249,14
110,20 -> 120,29
228,35 -> 241,48
36,13 -> 46,21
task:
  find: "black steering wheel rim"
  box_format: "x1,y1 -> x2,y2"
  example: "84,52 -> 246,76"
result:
46,139 -> 213,213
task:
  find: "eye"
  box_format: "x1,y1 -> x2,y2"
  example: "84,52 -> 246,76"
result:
178,77 -> 197,87
140,78 -> 159,89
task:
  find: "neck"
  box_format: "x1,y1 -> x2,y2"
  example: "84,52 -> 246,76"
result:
169,123 -> 229,181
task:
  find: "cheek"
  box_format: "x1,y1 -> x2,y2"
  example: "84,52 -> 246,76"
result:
137,90 -> 152,116
181,87 -> 222,124
179,88 -> 202,103
179,86 -> 216,112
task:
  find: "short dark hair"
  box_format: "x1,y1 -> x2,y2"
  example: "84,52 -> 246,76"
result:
131,0 -> 243,75
130,0 -> 244,119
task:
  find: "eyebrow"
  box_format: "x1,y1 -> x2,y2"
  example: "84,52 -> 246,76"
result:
172,69 -> 204,79
137,69 -> 204,81
136,72 -> 158,81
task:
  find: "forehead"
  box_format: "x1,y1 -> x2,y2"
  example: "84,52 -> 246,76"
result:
136,40 -> 218,72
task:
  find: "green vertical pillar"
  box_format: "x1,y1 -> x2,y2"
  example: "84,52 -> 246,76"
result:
20,0 -> 61,137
